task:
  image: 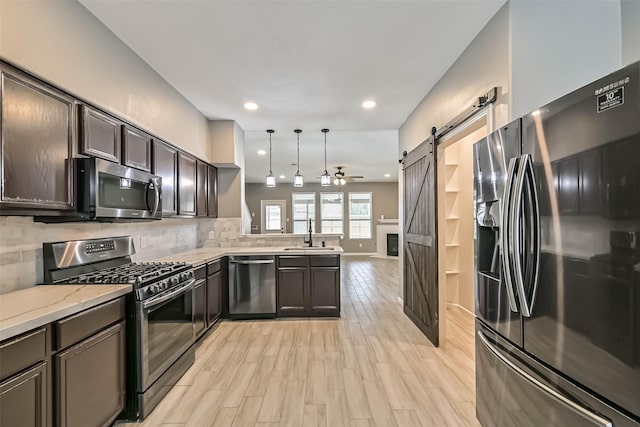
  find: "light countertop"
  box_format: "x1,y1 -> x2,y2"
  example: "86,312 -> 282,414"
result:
0,284 -> 131,341
151,246 -> 343,267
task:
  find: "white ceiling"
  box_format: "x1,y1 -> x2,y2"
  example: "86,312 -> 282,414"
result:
80,0 -> 505,183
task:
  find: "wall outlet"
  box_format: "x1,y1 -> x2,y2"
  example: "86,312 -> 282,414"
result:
140,236 -> 147,249
208,231 -> 215,240
359,243 -> 363,248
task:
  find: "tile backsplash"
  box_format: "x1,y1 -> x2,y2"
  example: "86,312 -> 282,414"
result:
0,216 -> 340,294
0,216 -> 216,294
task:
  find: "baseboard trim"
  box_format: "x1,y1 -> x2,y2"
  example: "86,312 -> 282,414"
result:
342,252 -> 377,256
446,302 -> 475,318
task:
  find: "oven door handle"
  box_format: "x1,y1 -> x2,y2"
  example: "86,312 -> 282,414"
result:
142,279 -> 195,310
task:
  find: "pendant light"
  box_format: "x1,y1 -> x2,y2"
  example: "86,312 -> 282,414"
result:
265,129 -> 276,187
293,129 -> 304,187
320,129 -> 331,186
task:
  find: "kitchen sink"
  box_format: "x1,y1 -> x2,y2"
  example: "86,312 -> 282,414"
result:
283,246 -> 334,250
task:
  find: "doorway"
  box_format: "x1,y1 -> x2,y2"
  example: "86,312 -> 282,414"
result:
261,200 -> 286,233
436,116 -> 488,346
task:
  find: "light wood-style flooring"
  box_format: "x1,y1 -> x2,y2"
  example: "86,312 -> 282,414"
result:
122,255 -> 478,427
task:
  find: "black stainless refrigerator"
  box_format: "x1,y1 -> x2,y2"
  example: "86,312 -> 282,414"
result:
474,61 -> 640,426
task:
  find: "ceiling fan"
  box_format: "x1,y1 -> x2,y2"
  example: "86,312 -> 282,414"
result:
333,166 -> 363,185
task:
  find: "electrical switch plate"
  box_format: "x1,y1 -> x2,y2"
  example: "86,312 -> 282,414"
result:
208,231 -> 215,239
140,237 -> 148,249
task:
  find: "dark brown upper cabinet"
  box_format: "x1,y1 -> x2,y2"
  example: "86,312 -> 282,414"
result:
80,105 -> 122,163
1,65 -> 76,211
178,151 -> 197,216
152,140 -> 178,217
207,165 -> 218,218
123,126 -> 152,172
196,160 -> 208,217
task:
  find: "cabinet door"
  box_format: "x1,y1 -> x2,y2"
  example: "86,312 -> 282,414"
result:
152,141 -> 178,216
80,105 -> 121,163
123,126 -> 151,172
207,165 -> 218,218
178,152 -> 197,216
206,271 -> 221,326
196,160 -> 208,217
56,322 -> 125,427
194,279 -> 206,337
0,362 -> 47,427
277,268 -> 308,316
1,68 -> 76,210
309,268 -> 340,315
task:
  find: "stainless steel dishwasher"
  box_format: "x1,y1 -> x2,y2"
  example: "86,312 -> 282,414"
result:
228,255 -> 276,318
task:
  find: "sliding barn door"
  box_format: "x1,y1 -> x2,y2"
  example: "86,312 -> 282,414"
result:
403,136 -> 439,346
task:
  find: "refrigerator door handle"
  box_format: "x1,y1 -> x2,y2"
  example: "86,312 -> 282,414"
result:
513,154 -> 540,318
511,155 -> 527,312
477,330 -> 613,427
501,157 -> 519,313
524,156 -> 541,316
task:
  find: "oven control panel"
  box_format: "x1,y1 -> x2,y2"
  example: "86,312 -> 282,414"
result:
85,240 -> 115,254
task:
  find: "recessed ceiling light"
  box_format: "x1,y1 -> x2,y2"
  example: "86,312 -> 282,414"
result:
384,173 -> 391,178
244,102 -> 258,110
362,100 -> 376,109
279,175 -> 286,179
257,149 -> 266,155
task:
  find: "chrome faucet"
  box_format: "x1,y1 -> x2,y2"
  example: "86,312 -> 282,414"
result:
304,218 -> 313,247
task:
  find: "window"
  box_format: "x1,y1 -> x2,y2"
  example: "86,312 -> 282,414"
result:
292,193 -> 315,234
320,192 -> 343,234
349,192 -> 372,239
261,200 -> 286,233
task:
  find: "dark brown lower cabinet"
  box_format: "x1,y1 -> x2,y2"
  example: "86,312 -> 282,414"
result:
309,268 -> 340,314
277,268 -> 308,316
276,255 -> 340,317
55,321 -> 124,427
0,362 -> 48,427
206,270 -> 222,326
194,277 -> 207,338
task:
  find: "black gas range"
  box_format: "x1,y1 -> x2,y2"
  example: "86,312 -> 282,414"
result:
43,236 -> 196,420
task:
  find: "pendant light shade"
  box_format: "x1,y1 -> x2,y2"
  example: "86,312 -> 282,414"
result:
320,128 -> 331,186
293,129 -> 304,187
265,129 -> 276,187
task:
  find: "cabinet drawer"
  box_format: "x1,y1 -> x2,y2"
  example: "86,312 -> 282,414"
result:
207,259 -> 222,276
55,297 -> 125,350
309,255 -> 340,267
278,256 -> 309,268
194,265 -> 207,280
0,327 -> 47,380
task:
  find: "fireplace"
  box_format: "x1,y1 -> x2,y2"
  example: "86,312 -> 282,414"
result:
387,233 -> 399,256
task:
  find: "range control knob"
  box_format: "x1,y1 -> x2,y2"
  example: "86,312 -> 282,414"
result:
170,276 -> 179,286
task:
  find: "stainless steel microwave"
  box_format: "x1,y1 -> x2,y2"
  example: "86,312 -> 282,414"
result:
74,157 -> 162,221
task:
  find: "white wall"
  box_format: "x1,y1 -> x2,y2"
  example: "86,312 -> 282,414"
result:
0,0 -> 209,160
509,0 -> 622,119
398,3 -> 510,300
622,0 -> 640,65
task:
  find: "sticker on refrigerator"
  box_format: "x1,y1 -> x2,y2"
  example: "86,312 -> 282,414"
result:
597,87 -> 624,113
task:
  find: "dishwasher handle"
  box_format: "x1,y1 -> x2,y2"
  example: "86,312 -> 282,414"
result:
229,259 -> 275,265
